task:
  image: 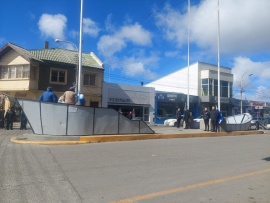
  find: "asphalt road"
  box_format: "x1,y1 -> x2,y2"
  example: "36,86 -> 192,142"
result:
0,129 -> 270,203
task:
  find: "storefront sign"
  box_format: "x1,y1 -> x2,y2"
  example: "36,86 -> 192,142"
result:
109,98 -> 131,103
250,101 -> 266,107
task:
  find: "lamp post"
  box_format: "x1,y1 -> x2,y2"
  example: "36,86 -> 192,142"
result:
240,72 -> 253,114
55,39 -> 79,93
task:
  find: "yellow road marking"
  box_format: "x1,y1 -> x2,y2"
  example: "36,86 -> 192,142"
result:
111,168 -> 270,203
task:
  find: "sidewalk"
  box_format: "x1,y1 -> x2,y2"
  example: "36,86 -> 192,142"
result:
4,124 -> 269,145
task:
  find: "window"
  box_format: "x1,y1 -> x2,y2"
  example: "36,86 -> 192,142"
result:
0,65 -> 30,79
221,81 -> 228,97
144,107 -> 149,122
50,68 -> 67,84
83,74 -> 96,86
201,79 -> 209,96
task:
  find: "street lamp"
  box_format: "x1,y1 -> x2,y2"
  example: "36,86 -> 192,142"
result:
55,39 -> 79,93
240,72 -> 253,114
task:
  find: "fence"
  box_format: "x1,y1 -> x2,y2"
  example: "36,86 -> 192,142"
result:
17,99 -> 154,136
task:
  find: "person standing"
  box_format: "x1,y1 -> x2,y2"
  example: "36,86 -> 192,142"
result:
39,87 -> 58,103
184,109 -> 190,129
20,111 -> 27,130
210,106 -> 219,132
0,106 -> 5,129
203,107 -> 210,131
5,107 -> 15,130
176,108 -> 182,128
62,87 -> 77,104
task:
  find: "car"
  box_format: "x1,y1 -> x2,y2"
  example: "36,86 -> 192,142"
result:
251,117 -> 267,126
164,118 -> 177,126
193,115 -> 204,122
164,115 -> 184,127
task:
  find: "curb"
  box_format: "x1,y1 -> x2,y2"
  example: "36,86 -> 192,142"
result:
10,130 -> 266,145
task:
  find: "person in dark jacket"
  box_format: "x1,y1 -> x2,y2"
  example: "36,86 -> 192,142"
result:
0,106 -> 5,129
5,107 -> 15,130
210,106 -> 219,132
176,108 -> 182,128
39,87 -> 58,103
203,107 -> 210,131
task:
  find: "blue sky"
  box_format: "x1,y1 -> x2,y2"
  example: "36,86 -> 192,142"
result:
0,0 -> 269,102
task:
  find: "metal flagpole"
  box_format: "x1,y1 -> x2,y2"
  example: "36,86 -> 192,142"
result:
78,0 -> 84,94
187,0 -> 190,110
217,0 -> 221,111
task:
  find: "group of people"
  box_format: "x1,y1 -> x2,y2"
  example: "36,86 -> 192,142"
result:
175,105 -> 223,132
0,106 -> 27,130
203,106 -> 223,132
40,86 -> 85,106
175,108 -> 191,129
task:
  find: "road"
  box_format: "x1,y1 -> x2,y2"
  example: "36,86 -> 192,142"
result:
0,129 -> 270,203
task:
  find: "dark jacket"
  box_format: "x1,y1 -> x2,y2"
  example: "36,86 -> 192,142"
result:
5,109 -> 15,121
40,89 -> 58,103
176,110 -> 182,119
203,111 -> 210,120
210,109 -> 219,121
184,110 -> 190,121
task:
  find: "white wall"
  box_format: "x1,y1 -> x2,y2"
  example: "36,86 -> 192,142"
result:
145,63 -> 199,96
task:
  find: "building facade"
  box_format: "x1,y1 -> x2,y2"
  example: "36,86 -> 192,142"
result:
146,62 -> 234,117
102,82 -> 155,124
0,42 -> 104,111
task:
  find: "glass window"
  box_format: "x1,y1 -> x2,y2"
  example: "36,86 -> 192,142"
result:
22,66 -> 29,78
9,67 -> 16,78
16,66 -> 23,78
0,66 -> 8,79
144,107 -> 149,122
83,74 -> 96,86
50,68 -> 67,84
202,85 -> 208,96
209,79 -> 213,96
201,79 -> 209,96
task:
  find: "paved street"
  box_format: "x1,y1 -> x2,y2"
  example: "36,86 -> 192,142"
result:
0,129 -> 270,203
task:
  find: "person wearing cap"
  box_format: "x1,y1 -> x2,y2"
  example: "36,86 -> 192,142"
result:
62,87 -> 77,104
39,87 -> 58,103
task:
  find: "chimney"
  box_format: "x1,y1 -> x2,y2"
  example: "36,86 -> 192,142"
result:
44,41 -> 49,49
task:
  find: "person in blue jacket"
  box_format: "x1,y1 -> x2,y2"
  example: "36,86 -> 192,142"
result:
39,87 -> 58,103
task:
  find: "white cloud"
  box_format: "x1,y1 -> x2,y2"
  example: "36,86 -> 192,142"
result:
155,0 -> 270,54
232,56 -> 270,101
97,35 -> 126,57
120,23 -> 152,46
38,14 -> 67,39
97,23 -> 152,57
83,18 -> 100,37
122,58 -> 157,80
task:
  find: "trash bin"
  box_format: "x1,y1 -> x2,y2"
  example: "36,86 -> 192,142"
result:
256,121 -> 259,130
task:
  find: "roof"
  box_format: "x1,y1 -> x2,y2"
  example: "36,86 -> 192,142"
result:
0,42 -> 104,69
0,42 -> 42,62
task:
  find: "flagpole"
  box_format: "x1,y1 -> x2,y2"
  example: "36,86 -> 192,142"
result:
217,0 -> 221,111
78,0 -> 84,93
187,0 -> 190,110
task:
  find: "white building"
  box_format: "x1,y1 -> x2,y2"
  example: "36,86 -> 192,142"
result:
146,62 -> 234,116
102,82 -> 155,124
